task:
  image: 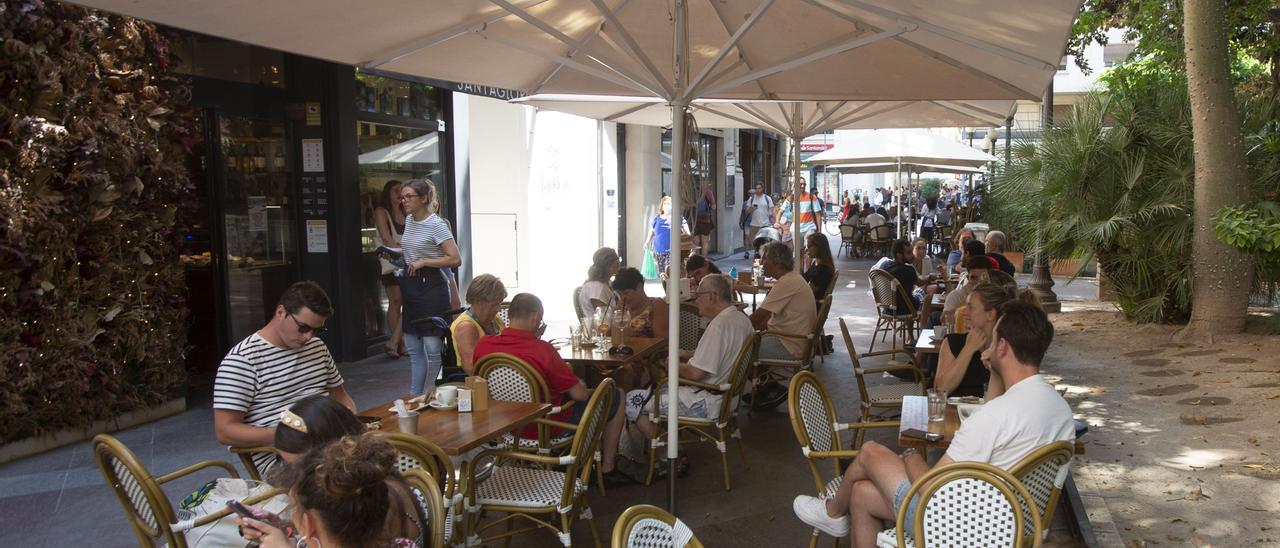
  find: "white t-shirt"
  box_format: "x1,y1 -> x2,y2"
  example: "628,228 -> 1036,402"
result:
664,305 -> 755,420
865,213 -> 886,229
745,194 -> 774,227
578,280 -> 613,318
213,333 -> 344,469
946,374 -> 1075,470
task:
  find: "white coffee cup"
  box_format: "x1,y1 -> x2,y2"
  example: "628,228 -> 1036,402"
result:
434,385 -> 458,406
933,325 -> 945,340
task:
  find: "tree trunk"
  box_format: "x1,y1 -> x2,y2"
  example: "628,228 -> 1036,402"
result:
1183,0 -> 1255,336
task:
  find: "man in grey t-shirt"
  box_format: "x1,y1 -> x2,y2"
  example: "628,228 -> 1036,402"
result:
742,184 -> 774,259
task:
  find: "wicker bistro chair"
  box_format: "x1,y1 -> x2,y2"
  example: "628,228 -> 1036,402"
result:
381,433 -> 461,546
401,468 -> 449,548
838,224 -> 857,259
611,504 -> 704,548
838,318 -> 925,447
786,372 -> 899,548
227,445 -> 277,481
752,294 -> 832,404
463,378 -> 616,548
92,434 -> 285,548
866,269 -> 917,353
677,302 -> 709,353
473,354 -> 606,495
1009,441 -> 1074,543
875,462 -> 1041,548
863,224 -> 892,258
643,333 -> 757,491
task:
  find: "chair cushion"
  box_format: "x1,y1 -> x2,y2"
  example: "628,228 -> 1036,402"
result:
473,465 -> 584,509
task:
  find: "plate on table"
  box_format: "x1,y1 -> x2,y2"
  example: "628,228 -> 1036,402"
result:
948,396 -> 984,405
428,400 -> 458,410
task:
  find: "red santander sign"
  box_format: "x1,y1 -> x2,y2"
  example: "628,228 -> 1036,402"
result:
800,143 -> 834,152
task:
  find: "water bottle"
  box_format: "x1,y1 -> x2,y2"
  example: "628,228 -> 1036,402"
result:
729,266 -> 738,281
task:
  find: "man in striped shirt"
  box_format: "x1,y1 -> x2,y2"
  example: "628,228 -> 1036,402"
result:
213,281 -> 355,471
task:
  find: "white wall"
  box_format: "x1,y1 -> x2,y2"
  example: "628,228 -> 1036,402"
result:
466,98 -> 614,325
624,125 -> 662,269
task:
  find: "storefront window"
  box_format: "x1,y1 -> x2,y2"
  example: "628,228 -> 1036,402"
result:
355,72 -> 447,344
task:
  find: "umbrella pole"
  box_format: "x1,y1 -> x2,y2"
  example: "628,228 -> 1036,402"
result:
791,105 -> 804,271
667,0 -> 688,515
895,160 -> 902,239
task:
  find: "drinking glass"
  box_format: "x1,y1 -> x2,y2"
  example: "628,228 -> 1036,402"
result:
927,388 -> 947,423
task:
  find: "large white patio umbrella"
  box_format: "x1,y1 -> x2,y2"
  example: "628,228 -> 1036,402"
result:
68,0 -> 1082,513
808,129 -> 997,235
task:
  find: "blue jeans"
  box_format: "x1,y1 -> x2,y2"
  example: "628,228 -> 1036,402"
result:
404,333 -> 444,395
893,479 -> 920,534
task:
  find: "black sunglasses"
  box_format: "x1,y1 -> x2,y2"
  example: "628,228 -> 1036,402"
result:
288,313 -> 328,336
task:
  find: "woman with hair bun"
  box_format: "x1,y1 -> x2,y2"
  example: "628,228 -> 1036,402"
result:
240,434 -> 424,548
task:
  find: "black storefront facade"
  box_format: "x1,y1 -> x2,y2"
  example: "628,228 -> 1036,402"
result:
173,32 -> 464,390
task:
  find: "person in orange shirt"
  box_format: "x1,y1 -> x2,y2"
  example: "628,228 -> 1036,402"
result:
795,179 -> 825,240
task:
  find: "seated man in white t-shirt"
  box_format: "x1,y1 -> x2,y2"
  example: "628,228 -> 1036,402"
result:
213,281 -> 356,472
793,301 -> 1074,546
626,274 -> 754,431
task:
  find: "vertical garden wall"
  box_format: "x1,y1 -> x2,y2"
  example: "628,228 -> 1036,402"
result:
0,0 -> 195,441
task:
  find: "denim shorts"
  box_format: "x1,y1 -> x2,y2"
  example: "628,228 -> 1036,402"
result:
893,479 -> 920,532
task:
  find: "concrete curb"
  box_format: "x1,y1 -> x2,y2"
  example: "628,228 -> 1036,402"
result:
1069,461 -> 1126,547
0,398 -> 186,465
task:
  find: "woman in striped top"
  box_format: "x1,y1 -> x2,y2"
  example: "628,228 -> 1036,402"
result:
398,179 -> 461,396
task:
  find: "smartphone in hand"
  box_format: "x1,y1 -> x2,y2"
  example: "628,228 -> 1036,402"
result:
227,499 -> 256,519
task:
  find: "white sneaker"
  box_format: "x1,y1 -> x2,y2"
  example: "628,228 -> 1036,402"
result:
793,495 -> 849,538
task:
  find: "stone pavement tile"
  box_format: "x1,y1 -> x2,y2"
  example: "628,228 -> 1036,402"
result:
0,491 -> 57,548
46,483 -> 136,547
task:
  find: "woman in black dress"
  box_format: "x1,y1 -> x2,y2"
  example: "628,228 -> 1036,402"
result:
802,232 -> 835,301
934,282 -> 1039,398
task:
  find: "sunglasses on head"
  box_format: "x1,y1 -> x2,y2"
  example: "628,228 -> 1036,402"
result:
288,313 -> 328,336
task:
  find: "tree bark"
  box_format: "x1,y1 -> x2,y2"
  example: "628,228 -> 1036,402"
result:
1183,0 -> 1255,336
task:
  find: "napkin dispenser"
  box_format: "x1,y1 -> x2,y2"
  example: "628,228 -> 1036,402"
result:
464,376 -> 489,412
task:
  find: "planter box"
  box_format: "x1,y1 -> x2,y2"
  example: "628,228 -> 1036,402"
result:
0,398 -> 185,465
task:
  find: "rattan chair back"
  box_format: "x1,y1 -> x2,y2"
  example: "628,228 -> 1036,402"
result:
611,504 -> 704,548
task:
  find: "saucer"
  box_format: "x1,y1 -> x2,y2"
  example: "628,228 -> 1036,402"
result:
428,400 -> 458,410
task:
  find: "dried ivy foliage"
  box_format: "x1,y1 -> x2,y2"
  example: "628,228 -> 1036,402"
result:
0,0 -> 197,441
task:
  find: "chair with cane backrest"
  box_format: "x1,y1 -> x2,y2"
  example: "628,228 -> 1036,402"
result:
464,378 -> 616,548
644,333 -> 756,491
813,270 -> 840,364
786,372 -> 899,548
611,504 -> 704,548
752,294 -> 831,404
866,269 -> 916,353
875,462 -> 1041,548
838,225 -> 856,258
864,224 -> 892,258
380,433 -> 460,546
474,353 -> 605,495
838,318 -> 925,447
92,434 -> 284,548
678,302 -> 708,353
1009,441 -> 1074,543
401,468 -> 448,548
497,301 -> 511,327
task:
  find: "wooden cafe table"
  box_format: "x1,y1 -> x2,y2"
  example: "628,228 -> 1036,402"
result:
360,399 -> 550,456
558,336 -> 667,385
